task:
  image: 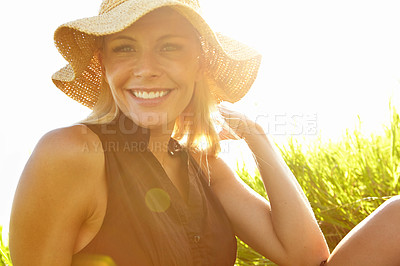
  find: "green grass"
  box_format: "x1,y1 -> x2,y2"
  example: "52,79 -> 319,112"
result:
0,227 -> 11,266
234,105 -> 400,265
2,106 -> 400,266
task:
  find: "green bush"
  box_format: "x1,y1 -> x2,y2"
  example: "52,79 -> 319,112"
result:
234,106 -> 400,265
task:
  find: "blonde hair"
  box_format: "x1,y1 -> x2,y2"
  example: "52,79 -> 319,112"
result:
83,78 -> 119,124
172,77 -> 221,156
82,75 -> 221,157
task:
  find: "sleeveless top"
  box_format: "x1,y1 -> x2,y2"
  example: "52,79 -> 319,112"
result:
72,114 -> 237,266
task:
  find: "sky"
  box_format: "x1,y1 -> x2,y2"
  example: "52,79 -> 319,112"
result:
2,0 -> 400,230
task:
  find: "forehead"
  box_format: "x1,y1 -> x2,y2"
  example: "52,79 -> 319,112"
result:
113,7 -> 197,38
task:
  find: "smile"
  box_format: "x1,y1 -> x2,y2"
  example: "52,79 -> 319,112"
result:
131,90 -> 171,99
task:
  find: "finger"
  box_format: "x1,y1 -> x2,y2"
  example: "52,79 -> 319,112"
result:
219,130 -> 236,140
217,103 -> 239,117
219,123 -> 242,140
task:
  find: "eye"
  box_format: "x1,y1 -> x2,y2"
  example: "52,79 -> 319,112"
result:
112,45 -> 136,53
161,43 -> 182,52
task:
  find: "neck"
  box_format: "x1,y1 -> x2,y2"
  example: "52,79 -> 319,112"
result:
147,121 -> 175,157
148,133 -> 170,155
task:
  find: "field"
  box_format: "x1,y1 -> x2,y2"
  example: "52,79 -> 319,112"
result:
235,106 -> 400,265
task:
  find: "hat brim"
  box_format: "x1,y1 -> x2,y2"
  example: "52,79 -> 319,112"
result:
52,0 -> 262,108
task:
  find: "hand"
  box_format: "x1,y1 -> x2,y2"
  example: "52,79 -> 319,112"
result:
217,104 -> 263,141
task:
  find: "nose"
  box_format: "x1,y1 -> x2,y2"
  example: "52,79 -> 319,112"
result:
132,52 -> 161,80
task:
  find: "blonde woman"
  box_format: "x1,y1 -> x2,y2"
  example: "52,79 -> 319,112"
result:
9,0 -> 329,265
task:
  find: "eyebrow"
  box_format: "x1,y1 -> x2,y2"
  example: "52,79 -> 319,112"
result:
157,34 -> 190,41
109,35 -> 136,42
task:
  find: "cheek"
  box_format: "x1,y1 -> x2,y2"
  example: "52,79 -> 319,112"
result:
103,61 -> 132,110
177,61 -> 200,99
103,56 -> 132,88
172,60 -> 200,84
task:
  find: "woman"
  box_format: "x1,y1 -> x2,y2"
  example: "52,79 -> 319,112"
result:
9,0 -> 329,265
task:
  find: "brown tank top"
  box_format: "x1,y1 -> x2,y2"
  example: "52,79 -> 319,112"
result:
73,114 -> 237,265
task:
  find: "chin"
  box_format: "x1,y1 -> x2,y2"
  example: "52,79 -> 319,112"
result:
125,111 -> 175,132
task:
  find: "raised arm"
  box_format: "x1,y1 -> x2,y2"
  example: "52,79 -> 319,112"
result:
9,125 -> 106,266
207,106 -> 329,265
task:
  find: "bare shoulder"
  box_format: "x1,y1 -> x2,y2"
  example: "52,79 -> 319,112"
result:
26,124 -> 105,188
190,152 -> 237,187
19,124 -> 104,189
191,151 -> 266,206
9,124 -> 106,264
20,123 -> 107,215
36,124 -> 103,158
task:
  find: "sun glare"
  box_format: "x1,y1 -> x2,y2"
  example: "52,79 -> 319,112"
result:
2,0 -> 400,229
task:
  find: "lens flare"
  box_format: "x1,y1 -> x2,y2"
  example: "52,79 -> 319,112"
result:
145,188 -> 171,212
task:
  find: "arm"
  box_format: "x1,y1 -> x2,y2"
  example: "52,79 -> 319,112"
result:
9,125 -> 106,266
208,106 -> 329,265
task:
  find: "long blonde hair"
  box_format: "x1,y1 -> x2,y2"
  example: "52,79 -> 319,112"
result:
82,75 -> 221,157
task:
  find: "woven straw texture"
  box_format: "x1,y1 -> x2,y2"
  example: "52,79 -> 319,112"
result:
52,0 -> 262,108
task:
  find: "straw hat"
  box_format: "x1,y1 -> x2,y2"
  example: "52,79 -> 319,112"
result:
52,0 -> 262,108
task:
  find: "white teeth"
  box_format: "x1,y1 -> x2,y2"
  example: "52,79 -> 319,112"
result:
133,90 -> 169,99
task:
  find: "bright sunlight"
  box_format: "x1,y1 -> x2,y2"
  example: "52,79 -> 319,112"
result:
2,0 -> 400,240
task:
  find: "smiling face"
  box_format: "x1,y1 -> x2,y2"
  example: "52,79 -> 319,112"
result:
101,7 -> 202,131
